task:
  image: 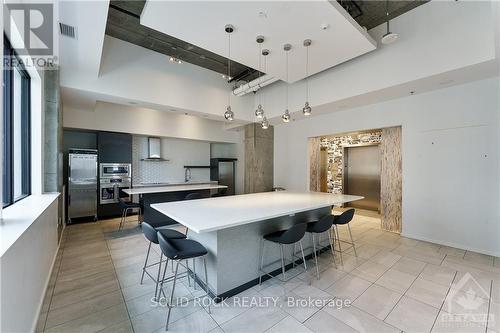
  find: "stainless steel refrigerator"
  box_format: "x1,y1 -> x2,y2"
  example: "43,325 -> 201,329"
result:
210,158 -> 237,195
68,149 -> 98,223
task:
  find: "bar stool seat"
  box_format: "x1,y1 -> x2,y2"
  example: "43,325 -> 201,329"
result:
157,233 -> 211,331
140,222 -> 187,300
157,228 -> 187,240
259,223 -> 308,284
332,208 -> 357,265
164,238 -> 208,259
118,198 -> 142,230
306,214 -> 337,279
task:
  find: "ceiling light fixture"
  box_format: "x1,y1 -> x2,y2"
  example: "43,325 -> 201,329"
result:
261,116 -> 269,129
255,35 -> 265,119
281,43 -> 292,123
224,24 -> 235,121
381,0 -> 399,44
302,39 -> 312,116
169,56 -> 182,64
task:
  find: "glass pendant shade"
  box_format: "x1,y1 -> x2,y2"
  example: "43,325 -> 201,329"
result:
255,104 -> 264,119
261,117 -> 269,129
303,102 -> 312,116
282,109 -> 290,123
224,105 -> 234,121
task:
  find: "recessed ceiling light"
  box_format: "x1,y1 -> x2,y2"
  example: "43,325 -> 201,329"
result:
258,11 -> 267,18
320,23 -> 330,30
128,101 -> 137,105
410,91 -> 415,95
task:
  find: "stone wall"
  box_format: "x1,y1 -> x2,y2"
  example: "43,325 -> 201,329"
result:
320,131 -> 382,194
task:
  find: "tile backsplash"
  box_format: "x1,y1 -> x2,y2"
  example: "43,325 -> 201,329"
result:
132,136 -> 210,185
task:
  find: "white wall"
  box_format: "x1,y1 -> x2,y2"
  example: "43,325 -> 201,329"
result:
132,136 -> 211,184
274,77 -> 500,256
0,197 -> 59,333
64,101 -> 242,144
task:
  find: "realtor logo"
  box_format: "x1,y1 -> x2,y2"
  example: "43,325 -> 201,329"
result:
439,273 -> 490,328
4,3 -> 53,55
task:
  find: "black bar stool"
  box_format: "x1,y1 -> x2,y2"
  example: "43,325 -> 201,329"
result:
140,222 -> 187,300
184,192 -> 203,200
157,232 -> 211,331
259,223 -> 308,284
306,214 -> 337,279
332,208 -> 357,265
118,198 -> 142,230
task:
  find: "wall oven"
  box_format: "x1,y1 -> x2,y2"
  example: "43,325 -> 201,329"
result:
99,163 -> 132,205
100,163 -> 131,178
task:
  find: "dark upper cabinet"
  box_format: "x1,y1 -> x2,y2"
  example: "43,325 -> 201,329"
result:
98,132 -> 132,163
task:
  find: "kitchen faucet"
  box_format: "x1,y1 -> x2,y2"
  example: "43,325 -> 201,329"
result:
185,167 -> 191,182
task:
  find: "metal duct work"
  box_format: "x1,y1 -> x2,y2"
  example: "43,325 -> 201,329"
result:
232,74 -> 279,96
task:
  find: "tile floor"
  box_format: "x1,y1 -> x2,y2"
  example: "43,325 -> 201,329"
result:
36,210 -> 500,333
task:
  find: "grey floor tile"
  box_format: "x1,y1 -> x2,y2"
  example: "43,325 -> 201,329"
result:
326,273 -> 372,302
220,305 -> 287,333
266,316 -> 313,333
405,277 -> 450,308
385,296 -> 439,333
303,309 -> 358,333
419,264 -> 457,287
375,268 -> 417,293
323,304 -> 400,333
353,284 -> 402,320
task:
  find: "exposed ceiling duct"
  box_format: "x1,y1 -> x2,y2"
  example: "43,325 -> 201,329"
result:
232,75 -> 279,97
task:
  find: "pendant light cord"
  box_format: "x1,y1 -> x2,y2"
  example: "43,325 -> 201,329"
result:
305,45 -> 309,102
228,32 -> 231,107
258,43 -> 262,105
386,0 -> 390,34
286,50 -> 289,110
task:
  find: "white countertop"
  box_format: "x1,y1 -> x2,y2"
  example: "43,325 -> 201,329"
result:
124,184 -> 227,195
151,191 -> 363,233
133,181 -> 218,188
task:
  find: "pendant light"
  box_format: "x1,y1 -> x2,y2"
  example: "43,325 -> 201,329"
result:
224,24 -> 235,121
381,0 -> 399,44
302,39 -> 312,116
261,116 -> 269,129
255,35 -> 265,119
281,43 -> 291,123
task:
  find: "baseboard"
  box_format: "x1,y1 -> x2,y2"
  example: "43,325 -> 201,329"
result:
30,236 -> 62,332
400,232 -> 500,258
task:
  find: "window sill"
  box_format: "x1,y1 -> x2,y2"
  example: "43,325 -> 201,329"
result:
0,193 -> 60,257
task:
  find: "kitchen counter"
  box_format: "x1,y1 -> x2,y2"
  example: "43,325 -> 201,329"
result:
151,191 -> 363,298
132,180 -> 218,188
124,183 -> 227,195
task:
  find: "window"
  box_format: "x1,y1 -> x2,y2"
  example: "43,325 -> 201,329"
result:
2,37 -> 31,207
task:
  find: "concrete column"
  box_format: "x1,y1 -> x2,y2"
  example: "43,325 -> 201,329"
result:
244,123 -> 274,193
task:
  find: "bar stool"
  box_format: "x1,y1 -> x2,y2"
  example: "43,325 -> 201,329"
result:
259,223 -> 308,284
140,222 -> 187,300
184,192 -> 203,200
306,214 -> 337,279
332,208 -> 357,265
157,232 -> 211,331
118,198 -> 142,230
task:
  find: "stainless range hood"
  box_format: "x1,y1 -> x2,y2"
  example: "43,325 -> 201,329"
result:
141,137 -> 169,161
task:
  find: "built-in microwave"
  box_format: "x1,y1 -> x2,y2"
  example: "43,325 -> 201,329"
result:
100,163 -> 131,178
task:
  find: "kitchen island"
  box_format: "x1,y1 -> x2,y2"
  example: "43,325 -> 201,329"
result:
152,191 -> 363,298
124,183 -> 227,225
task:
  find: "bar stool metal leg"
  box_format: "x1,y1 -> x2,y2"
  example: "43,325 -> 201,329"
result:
347,224 -> 357,257
140,242 -> 152,284
311,233 -> 320,279
327,230 -> 338,268
279,244 -> 286,280
203,257 -> 211,314
259,239 -> 265,285
165,261 -> 180,331
334,225 -> 344,266
154,253 -> 163,301
193,258 -> 197,290
299,240 -> 307,271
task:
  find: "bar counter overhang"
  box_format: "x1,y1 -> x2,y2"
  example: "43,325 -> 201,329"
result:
152,191 -> 363,299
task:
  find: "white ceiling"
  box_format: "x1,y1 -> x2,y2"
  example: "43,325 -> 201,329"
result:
140,0 -> 377,83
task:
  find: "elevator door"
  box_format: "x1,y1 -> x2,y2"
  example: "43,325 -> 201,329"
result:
344,145 -> 381,211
